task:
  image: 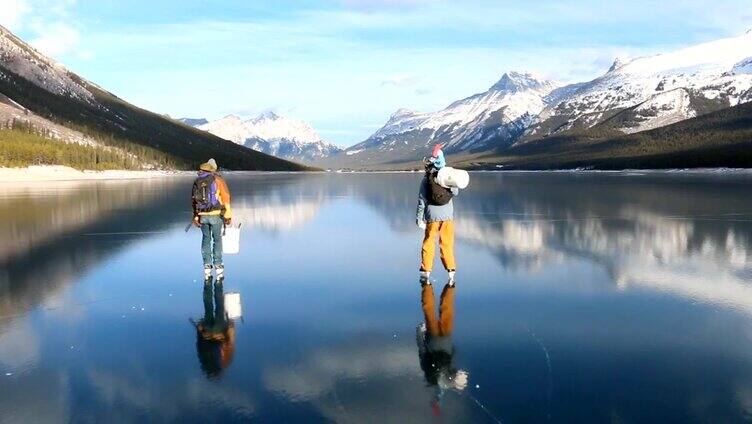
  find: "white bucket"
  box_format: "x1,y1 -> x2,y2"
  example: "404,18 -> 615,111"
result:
224,292 -> 242,320
222,223 -> 241,255
436,167 -> 470,189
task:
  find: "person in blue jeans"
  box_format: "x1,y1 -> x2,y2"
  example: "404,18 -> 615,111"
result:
192,158 -> 233,282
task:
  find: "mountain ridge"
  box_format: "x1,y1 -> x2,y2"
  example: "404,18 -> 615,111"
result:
455,99 -> 752,170
321,71 -> 559,168
0,25 -> 305,171
190,112 -> 342,163
323,31 -> 752,169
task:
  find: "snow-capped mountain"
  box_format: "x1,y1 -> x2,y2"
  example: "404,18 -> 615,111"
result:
333,72 -> 557,167
527,30 -> 752,137
329,31 -> 752,168
194,112 -> 342,163
0,24 -> 302,171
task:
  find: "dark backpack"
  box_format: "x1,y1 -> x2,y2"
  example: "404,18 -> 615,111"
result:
426,172 -> 453,206
193,174 -> 221,212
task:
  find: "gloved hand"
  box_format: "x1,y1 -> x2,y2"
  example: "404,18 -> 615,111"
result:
417,219 -> 427,230
224,218 -> 232,225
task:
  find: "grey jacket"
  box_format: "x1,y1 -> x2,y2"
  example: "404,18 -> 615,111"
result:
416,174 -> 459,223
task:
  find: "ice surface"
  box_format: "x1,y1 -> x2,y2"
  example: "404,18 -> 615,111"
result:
3,173 -> 752,422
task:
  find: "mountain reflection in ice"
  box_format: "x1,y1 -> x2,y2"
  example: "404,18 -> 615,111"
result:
228,174 -> 328,232
2,172 -> 752,422
340,173 -> 752,312
445,174 -> 752,313
0,178 -> 187,319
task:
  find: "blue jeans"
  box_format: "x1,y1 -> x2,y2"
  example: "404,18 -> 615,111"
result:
200,215 -> 224,266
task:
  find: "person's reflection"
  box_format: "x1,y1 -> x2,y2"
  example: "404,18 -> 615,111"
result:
193,280 -> 236,379
417,282 -> 469,414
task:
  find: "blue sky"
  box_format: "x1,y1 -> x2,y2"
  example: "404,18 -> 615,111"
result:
1,0 -> 751,147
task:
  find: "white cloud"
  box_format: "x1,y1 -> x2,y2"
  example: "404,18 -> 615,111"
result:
0,0 -> 31,30
0,0 -> 82,59
53,0 -> 751,146
380,74 -> 421,87
29,21 -> 80,57
339,0 -> 440,11
0,318 -> 40,369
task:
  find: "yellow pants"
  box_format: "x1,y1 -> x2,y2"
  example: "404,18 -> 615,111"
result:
422,283 -> 455,337
421,220 -> 456,272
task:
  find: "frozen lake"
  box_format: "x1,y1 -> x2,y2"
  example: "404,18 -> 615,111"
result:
2,172 -> 752,422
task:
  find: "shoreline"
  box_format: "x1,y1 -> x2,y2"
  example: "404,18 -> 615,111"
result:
0,165 -> 191,182
2,165 -> 752,182
322,168 -> 752,174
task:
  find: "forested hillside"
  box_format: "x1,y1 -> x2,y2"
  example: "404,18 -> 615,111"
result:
0,25 -> 307,171
456,101 -> 752,170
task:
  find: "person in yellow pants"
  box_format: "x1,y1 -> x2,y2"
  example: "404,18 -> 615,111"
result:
416,145 -> 458,285
421,221 -> 456,277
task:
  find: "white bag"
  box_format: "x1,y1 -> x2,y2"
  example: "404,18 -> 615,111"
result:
224,292 -> 242,320
222,223 -> 241,255
436,167 -> 470,189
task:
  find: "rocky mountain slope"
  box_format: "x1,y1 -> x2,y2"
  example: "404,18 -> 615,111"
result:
326,72 -> 557,168
177,118 -> 208,127
0,25 -> 305,171
190,112 -> 342,163
527,30 -> 752,139
326,31 -> 752,169
456,99 -> 752,170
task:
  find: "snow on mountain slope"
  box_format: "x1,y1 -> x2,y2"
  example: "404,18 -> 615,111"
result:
326,31 -> 752,169
621,88 -> 696,134
732,57 -> 752,75
529,31 -> 752,138
195,112 -> 341,163
329,72 -> 558,167
0,25 -> 97,105
374,72 -> 556,149
245,111 -> 323,144
198,115 -> 249,144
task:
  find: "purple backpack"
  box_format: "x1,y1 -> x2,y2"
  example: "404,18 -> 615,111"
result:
192,173 -> 221,212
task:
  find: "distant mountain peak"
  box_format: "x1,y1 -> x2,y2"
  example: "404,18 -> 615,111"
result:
390,108 -> 419,119
194,111 -> 341,162
608,56 -> 629,72
254,110 -> 281,121
490,71 -> 551,93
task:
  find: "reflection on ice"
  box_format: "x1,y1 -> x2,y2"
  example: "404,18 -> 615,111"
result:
264,340 -> 418,401
84,368 -> 256,421
232,199 -> 322,232
442,174 -> 752,313
0,318 -> 39,371
2,172 -> 752,421
262,337 -> 479,422
192,282 -> 237,380
418,283 -> 469,413
0,179 -> 183,262
0,178 -> 187,321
